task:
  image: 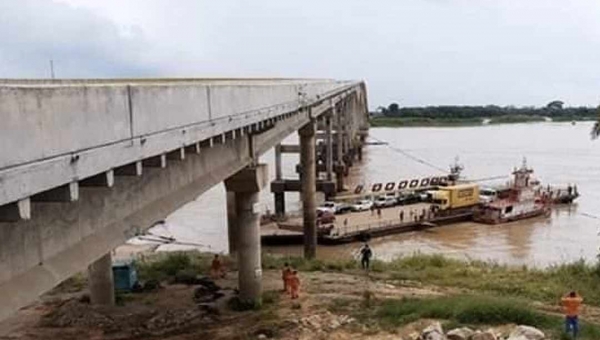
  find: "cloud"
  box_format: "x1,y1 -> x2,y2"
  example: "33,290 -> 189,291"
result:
0,0 -> 153,78
3,0 -> 600,107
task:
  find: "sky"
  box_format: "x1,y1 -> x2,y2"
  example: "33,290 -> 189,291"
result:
1,0 -> 600,107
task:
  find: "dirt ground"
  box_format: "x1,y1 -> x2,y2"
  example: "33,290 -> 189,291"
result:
0,269 -> 448,340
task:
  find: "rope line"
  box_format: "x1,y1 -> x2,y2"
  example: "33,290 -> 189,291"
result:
368,136 -> 447,173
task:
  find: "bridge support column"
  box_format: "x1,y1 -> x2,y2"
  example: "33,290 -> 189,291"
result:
357,146 -> 363,162
325,114 -> 333,182
273,144 -> 285,217
274,192 -> 285,216
226,191 -> 238,255
88,253 -> 115,306
224,164 -> 268,305
299,121 -> 317,259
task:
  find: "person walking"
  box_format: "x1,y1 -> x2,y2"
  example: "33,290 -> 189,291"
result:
561,291 -> 583,338
281,262 -> 292,293
289,271 -> 300,299
399,210 -> 404,223
377,207 -> 382,219
360,243 -> 373,270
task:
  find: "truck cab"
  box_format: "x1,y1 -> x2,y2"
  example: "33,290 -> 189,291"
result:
431,190 -> 450,210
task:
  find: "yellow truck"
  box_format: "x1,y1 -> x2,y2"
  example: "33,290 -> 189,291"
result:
431,183 -> 480,210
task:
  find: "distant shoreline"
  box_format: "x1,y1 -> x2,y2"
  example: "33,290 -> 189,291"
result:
369,115 -> 596,127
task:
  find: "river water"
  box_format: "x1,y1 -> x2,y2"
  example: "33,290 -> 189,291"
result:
143,122 -> 600,268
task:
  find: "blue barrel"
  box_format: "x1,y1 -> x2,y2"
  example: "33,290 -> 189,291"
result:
112,260 -> 138,291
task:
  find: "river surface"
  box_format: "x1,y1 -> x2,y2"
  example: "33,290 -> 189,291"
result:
142,122 -> 600,268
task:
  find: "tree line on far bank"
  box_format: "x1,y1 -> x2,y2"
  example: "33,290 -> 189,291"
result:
375,101 -> 598,120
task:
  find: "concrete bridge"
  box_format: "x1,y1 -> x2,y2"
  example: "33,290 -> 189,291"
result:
0,78 -> 369,320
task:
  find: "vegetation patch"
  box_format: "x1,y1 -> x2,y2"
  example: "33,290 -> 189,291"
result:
374,295 -> 600,339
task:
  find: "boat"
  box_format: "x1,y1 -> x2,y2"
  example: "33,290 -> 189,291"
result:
474,159 -> 550,224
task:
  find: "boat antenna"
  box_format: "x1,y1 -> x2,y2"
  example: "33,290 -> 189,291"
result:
449,156 -> 464,182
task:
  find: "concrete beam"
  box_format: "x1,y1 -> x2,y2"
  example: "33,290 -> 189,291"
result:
0,81 -> 361,207
0,199 -> 31,222
31,182 -> 79,202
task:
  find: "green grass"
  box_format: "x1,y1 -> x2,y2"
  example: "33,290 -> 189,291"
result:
370,116 -> 483,127
261,253 -> 357,272
374,295 -> 600,339
383,254 -> 600,307
135,251 -> 600,310
135,251 -> 224,282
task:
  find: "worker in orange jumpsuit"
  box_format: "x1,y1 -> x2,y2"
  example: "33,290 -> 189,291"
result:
561,291 -> 583,338
281,262 -> 292,293
289,270 -> 300,299
210,254 -> 224,279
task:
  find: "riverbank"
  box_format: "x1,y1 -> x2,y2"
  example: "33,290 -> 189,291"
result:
4,252 -> 600,339
370,115 -> 596,127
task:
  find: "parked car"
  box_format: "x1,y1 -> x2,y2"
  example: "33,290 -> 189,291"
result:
374,195 -> 396,208
350,199 -> 373,212
397,193 -> 421,206
317,201 -> 339,214
336,203 -> 353,214
317,210 -> 336,224
317,201 -> 352,215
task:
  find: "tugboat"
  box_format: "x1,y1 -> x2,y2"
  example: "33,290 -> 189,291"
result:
474,159 -> 550,224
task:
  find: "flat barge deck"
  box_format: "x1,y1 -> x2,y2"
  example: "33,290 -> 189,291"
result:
261,203 -> 473,245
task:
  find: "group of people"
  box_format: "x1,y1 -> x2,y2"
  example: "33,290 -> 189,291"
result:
281,263 -> 301,299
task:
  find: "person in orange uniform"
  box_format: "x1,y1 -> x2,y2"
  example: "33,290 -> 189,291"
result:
281,262 -> 292,293
289,270 -> 300,299
562,291 -> 583,338
210,254 -> 224,279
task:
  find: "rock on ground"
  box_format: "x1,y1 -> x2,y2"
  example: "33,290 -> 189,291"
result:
419,321 -> 445,340
471,330 -> 497,340
508,325 -> 545,340
446,327 -> 474,340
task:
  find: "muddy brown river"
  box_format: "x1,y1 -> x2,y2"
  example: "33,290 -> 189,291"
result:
144,122 -> 600,267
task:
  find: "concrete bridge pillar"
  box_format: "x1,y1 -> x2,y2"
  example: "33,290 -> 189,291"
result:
325,113 -> 333,182
88,253 -> 115,306
273,144 -> 285,217
224,164 -> 268,305
226,191 -> 238,255
299,120 -> 317,259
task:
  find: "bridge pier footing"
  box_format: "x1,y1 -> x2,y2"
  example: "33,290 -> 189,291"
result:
224,164 -> 268,305
88,253 -> 115,306
299,120 -> 317,259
